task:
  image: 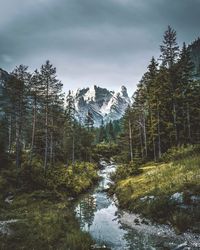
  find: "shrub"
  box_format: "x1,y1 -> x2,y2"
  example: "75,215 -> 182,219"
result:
46,162 -> 99,196
92,143 -> 120,161
171,211 -> 192,232
111,161 -> 142,182
3,159 -> 99,197
18,160 -> 46,191
162,144 -> 200,162
143,197 -> 173,221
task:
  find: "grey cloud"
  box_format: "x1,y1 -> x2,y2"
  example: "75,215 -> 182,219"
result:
0,0 -> 200,94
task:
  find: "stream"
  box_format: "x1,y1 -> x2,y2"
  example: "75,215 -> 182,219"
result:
75,161 -> 200,250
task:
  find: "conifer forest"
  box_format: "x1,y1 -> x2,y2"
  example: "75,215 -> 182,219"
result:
0,1 -> 200,249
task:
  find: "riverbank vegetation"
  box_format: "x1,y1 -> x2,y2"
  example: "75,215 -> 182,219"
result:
116,27 -> 200,164
0,198 -> 93,249
110,26 -> 200,233
0,159 -> 98,249
0,61 -> 100,249
111,145 -> 200,232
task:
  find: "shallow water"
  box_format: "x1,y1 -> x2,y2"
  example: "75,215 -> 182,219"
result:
75,162 -> 200,250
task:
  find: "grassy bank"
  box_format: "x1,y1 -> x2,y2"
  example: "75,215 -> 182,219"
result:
0,198 -> 93,249
0,160 -> 99,249
111,145 -> 200,232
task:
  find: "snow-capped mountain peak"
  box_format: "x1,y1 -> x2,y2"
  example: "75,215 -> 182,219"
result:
83,85 -> 96,102
66,85 -> 131,127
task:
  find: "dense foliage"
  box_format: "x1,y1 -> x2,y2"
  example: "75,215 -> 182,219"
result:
0,61 -> 96,170
111,145 -> 200,232
0,61 -> 99,249
118,26 -> 200,163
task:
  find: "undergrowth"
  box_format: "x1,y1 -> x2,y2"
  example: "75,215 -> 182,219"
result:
111,145 -> 200,232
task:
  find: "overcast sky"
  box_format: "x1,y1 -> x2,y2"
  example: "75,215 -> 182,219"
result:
0,0 -> 200,95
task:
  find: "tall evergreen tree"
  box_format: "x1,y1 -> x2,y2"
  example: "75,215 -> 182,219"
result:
7,65 -> 31,168
39,60 -> 63,171
160,26 -> 180,144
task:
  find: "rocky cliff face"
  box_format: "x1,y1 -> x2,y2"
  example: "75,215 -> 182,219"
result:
0,68 -> 10,118
0,68 -> 10,83
189,38 -> 200,79
68,85 -> 131,127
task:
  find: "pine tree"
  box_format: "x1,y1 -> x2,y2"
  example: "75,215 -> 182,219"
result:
65,90 -> 76,164
28,70 -> 41,164
7,65 -> 31,168
178,42 -> 194,143
98,119 -> 107,143
85,110 -> 94,131
39,60 -> 63,172
160,26 -> 180,145
108,121 -> 115,142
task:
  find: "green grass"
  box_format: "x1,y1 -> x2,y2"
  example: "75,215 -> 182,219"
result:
0,160 -> 100,249
0,195 -> 94,250
112,145 -> 200,232
116,155 -> 200,201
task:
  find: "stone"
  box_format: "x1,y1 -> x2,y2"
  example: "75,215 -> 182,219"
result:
190,195 -> 200,204
173,241 -> 188,250
134,218 -> 140,225
170,192 -> 184,204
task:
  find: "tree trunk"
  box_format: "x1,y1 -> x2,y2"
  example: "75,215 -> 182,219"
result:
50,117 -> 54,167
157,109 -> 162,158
139,125 -> 144,159
143,115 -> 148,158
72,129 -> 75,165
186,102 -> 191,142
15,117 -> 20,168
15,100 -> 22,168
44,83 -> 49,173
150,111 -> 156,161
29,96 -> 36,165
128,118 -> 133,161
8,114 -> 12,153
50,132 -> 53,166
172,101 -> 178,144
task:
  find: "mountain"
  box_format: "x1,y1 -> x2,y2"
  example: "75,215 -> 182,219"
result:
0,69 -> 11,118
0,68 -> 10,94
0,68 -> 10,83
189,37 -> 200,79
68,85 -> 131,127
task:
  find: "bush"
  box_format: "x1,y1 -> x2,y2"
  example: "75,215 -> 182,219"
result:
171,211 -> 192,232
18,159 -> 47,191
92,143 -> 120,161
162,144 -> 200,162
11,159 -> 98,195
111,161 -> 142,182
46,162 -> 99,196
143,197 -> 173,221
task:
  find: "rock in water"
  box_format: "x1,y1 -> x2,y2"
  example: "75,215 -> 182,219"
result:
173,241 -> 188,250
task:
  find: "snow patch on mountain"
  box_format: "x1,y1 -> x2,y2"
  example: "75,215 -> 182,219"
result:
68,85 -> 131,127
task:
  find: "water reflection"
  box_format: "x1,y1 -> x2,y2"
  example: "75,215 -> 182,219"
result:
75,164 -> 128,249
76,195 -> 97,230
75,163 -> 195,250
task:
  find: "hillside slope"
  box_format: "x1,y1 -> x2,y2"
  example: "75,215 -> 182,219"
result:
111,146 -> 200,232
